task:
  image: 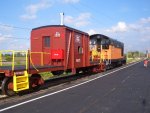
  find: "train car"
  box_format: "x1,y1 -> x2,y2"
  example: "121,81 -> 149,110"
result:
0,25 -> 104,96
90,34 -> 126,69
0,25 -> 125,96
30,25 -> 90,74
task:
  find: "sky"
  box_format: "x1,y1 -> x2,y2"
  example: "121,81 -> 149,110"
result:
0,0 -> 150,53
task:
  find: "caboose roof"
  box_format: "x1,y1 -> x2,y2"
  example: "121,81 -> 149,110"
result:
32,25 -> 89,35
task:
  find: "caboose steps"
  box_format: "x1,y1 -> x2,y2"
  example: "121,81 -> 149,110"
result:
13,71 -> 29,92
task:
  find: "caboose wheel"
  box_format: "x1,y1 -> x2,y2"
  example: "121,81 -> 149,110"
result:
29,74 -> 44,91
1,77 -> 16,96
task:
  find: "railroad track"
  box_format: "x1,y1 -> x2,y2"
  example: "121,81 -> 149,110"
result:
0,62 -> 135,106
0,72 -> 92,105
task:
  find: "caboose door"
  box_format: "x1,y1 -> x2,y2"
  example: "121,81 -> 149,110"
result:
74,33 -> 83,68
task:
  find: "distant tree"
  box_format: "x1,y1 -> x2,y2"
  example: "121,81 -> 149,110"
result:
15,52 -> 22,57
127,51 -> 144,58
128,52 -> 134,58
5,56 -> 12,61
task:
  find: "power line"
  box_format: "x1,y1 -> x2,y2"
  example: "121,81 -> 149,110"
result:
67,3 -> 114,29
79,1 -> 116,23
0,23 -> 31,30
0,36 -> 29,40
0,24 -> 31,40
69,4 -> 104,24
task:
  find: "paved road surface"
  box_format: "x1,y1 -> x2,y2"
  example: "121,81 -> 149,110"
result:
0,62 -> 150,113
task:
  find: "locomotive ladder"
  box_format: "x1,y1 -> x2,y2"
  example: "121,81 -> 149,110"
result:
66,33 -> 72,69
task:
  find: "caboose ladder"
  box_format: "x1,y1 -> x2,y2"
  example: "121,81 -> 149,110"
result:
13,71 -> 29,92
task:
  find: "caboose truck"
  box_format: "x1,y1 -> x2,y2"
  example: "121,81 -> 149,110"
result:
0,25 -> 125,96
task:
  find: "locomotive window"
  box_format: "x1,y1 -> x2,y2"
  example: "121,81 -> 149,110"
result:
101,40 -> 105,45
90,39 -> 97,45
44,36 -> 50,47
102,44 -> 109,49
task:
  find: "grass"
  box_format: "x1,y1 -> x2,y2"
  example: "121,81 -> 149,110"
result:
127,58 -> 141,63
40,72 -> 71,80
40,72 -> 54,80
0,56 -> 27,67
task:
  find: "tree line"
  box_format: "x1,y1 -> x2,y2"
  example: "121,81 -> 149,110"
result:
126,51 -> 146,58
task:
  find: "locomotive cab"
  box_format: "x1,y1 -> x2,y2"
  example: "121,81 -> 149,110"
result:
90,36 -> 101,62
90,34 -> 110,62
101,38 -> 110,49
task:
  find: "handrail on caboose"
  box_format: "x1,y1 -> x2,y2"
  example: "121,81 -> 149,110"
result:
0,50 -> 28,71
0,50 -> 51,72
30,52 -> 50,66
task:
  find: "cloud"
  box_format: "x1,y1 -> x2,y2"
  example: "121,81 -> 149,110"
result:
64,13 -> 91,27
0,24 -> 13,32
102,17 -> 150,51
106,22 -> 128,33
63,0 -> 80,3
106,17 -> 150,33
141,35 -> 150,42
64,16 -> 74,24
0,33 -> 11,43
20,0 -> 52,20
8,42 -> 29,50
140,17 -> 150,24
87,29 -> 97,35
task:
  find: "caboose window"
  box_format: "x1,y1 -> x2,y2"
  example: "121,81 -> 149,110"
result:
78,46 -> 83,54
44,36 -> 50,47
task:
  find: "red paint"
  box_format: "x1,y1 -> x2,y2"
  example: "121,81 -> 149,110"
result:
31,25 -> 90,72
0,25 -> 107,77
51,49 -> 64,59
8,82 -> 13,90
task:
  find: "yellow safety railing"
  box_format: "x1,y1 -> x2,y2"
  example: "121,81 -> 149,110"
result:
0,50 -> 28,71
29,52 -> 51,72
30,52 -> 50,66
0,50 -> 51,72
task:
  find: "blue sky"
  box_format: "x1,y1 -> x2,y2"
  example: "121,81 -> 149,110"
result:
0,0 -> 150,52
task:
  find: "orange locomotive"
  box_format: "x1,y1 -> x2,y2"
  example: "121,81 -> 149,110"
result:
90,34 -> 126,69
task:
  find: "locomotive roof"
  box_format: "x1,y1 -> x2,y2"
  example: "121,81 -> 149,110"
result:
32,25 -> 89,35
90,34 -> 110,40
90,34 -> 124,47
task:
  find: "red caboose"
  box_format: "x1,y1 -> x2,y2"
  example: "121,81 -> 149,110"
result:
31,25 -> 90,74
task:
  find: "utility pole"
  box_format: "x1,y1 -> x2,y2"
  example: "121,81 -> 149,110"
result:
146,50 -> 148,58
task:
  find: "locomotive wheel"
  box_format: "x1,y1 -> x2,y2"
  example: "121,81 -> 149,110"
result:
1,77 -> 16,96
51,70 -> 64,76
29,74 -> 43,91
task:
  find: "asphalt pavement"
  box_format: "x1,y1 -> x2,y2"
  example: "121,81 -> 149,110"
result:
0,61 -> 150,113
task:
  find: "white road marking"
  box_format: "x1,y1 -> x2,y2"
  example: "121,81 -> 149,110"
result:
121,75 -> 131,84
111,88 -> 116,92
0,95 -> 7,99
0,61 -> 141,112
